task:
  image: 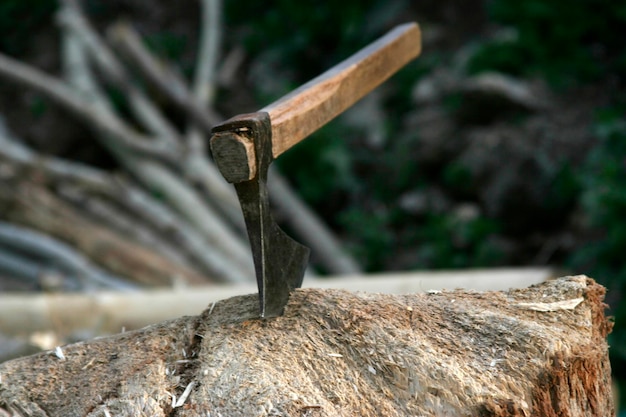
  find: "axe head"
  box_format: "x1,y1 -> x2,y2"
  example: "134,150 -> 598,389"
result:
211,112 -> 310,317
209,23 -> 422,317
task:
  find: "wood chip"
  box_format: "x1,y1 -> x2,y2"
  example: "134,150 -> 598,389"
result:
174,381 -> 196,408
515,297 -> 584,312
53,346 -> 66,361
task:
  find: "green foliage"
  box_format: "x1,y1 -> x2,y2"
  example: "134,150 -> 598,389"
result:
384,59 -> 434,115
569,108 -> 626,371
334,190 -> 505,271
467,0 -> 626,86
224,0 -> 418,107
575,110 -> 626,274
28,96 -> 48,119
338,207 -> 394,271
442,163 -> 474,198
410,213 -> 503,269
144,32 -> 188,64
277,123 -> 357,205
547,163 -> 581,211
225,0 -> 383,76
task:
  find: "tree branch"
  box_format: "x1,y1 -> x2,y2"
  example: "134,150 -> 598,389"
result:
109,22 -> 362,275
1,180 -> 211,286
0,122 -> 238,280
60,1 -> 247,239
57,0 -> 182,146
108,19 -> 249,232
0,52 -> 179,163
0,130 -> 250,283
0,267 -> 554,336
192,0 -> 222,107
0,221 -> 138,291
107,21 -> 220,132
0,119 -> 113,192
60,25 -> 253,282
57,184 -> 196,271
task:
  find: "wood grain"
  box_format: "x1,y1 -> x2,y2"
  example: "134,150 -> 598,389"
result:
209,131 -> 256,183
264,22 -> 421,158
0,276 -> 614,416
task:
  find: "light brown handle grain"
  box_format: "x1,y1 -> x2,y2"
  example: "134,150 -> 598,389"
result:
263,22 -> 421,158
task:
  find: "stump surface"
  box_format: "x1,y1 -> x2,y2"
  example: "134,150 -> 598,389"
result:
0,275 -> 614,416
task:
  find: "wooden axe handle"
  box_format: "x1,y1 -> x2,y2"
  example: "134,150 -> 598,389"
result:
265,22 -> 421,158
211,23 -> 421,183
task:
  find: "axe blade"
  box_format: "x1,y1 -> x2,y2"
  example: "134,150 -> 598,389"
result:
210,23 -> 422,317
212,112 -> 310,317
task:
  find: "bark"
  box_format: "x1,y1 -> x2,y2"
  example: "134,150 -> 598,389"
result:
0,275 -> 613,417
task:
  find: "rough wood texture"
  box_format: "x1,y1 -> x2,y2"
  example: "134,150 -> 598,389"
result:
209,130 -> 257,183
0,275 -> 613,417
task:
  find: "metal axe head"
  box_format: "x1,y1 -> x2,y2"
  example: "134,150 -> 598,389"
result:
211,112 -> 310,318
209,23 -> 421,318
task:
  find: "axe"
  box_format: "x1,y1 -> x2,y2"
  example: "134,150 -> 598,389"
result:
210,23 -> 421,317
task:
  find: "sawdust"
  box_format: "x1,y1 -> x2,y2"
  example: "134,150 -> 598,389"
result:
0,276 -> 614,417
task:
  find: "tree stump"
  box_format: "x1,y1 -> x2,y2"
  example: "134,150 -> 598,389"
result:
0,275 -> 614,416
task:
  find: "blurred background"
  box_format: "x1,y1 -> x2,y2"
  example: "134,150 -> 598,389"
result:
0,0 -> 624,410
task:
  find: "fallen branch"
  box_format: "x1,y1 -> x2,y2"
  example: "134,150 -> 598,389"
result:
0,52 -> 179,163
60,18 -> 254,282
0,275 -> 613,416
58,0 -> 181,146
0,2 -> 253,284
0,181 -> 208,287
110,21 -> 362,275
181,0 -> 248,232
57,185 -> 196,271
0,0 -> 362,283
0,121 -> 114,192
0,221 -> 137,292
107,21 -> 220,132
0,267 -> 555,337
0,130 -> 238,281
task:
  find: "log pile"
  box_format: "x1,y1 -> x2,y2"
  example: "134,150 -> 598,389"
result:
0,275 -> 614,416
0,0 -> 360,292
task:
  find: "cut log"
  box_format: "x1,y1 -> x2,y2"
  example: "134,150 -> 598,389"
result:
0,275 -> 614,416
